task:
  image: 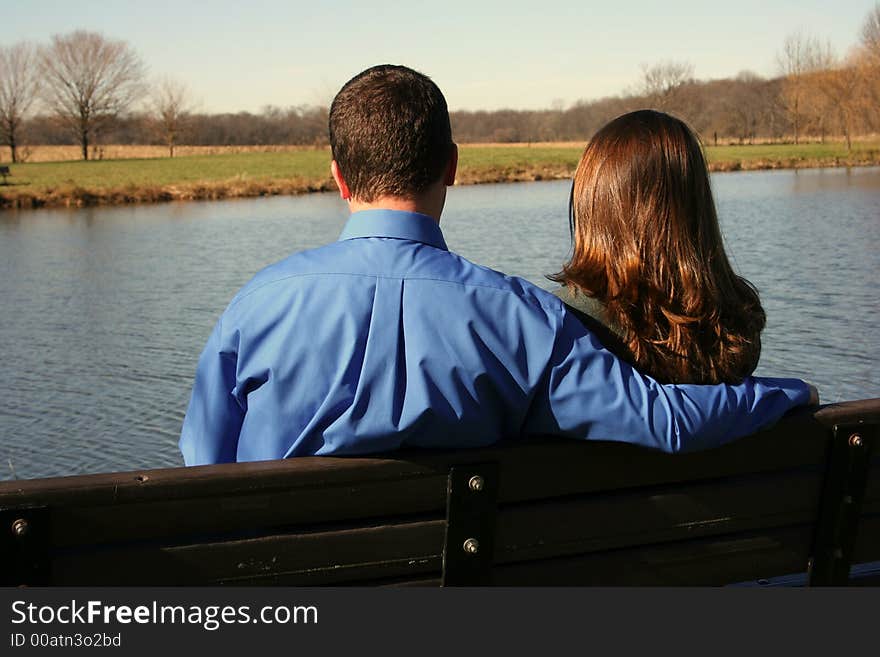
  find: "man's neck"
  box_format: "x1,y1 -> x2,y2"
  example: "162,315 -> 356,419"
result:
347,193 -> 444,223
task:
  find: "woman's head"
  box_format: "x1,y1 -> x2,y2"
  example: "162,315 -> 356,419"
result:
556,110 -> 765,383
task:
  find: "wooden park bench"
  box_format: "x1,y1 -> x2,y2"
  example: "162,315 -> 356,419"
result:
0,166 -> 10,185
1,398 -> 877,586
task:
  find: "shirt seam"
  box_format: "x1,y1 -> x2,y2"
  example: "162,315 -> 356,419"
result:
337,234 -> 447,251
227,271 -> 560,313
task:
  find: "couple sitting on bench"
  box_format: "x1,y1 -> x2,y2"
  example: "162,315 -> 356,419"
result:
179,64 -> 816,466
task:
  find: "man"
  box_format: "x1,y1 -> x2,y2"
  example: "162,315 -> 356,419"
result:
180,65 -> 813,465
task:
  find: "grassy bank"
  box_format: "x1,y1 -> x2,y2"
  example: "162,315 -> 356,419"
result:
2,141 -> 879,209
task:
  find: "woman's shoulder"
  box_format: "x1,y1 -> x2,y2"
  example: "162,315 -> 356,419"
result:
553,286 -> 618,333
552,285 -> 635,363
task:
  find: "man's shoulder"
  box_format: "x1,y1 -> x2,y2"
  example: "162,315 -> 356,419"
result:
226,241 -> 352,309
437,249 -> 563,311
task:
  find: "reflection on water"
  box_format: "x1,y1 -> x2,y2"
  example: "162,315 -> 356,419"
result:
1,167 -> 878,480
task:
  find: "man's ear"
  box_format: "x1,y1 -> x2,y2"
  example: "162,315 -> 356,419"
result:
331,160 -> 351,200
444,144 -> 458,187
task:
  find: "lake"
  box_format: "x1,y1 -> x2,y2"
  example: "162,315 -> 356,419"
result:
1,167 -> 878,480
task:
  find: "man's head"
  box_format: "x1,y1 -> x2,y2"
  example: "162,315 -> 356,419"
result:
329,65 -> 456,205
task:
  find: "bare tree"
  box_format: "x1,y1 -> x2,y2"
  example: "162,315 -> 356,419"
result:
862,3 -> 880,61
811,53 -> 865,150
777,33 -> 827,143
858,4 -> 880,131
40,30 -> 146,161
723,72 -> 768,144
640,60 -> 695,111
0,42 -> 41,163
150,77 -> 194,157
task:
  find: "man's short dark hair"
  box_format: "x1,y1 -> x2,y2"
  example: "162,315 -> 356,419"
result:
329,65 -> 453,202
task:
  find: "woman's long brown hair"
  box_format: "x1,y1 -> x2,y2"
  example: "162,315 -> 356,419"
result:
552,110 -> 765,384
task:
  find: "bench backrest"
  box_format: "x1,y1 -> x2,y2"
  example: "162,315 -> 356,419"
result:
1,399 -> 877,586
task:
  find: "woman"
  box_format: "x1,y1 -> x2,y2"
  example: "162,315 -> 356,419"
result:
552,110 -> 764,384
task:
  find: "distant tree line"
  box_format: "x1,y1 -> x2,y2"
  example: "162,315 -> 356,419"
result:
450,72 -> 786,145
2,4 -> 879,162
21,105 -> 330,150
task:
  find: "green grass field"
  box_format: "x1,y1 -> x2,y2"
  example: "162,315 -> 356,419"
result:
4,150 -> 332,191
706,141 -> 880,162
460,146 -> 582,168
2,141 -> 878,208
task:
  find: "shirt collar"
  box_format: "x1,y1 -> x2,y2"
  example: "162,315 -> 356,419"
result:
338,209 -> 448,251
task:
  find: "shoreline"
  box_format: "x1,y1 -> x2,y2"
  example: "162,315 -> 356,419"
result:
2,148 -> 880,210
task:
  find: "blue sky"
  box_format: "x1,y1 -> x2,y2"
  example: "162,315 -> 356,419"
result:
4,0 -> 877,112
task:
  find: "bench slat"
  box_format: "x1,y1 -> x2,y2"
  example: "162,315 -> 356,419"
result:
492,526 -> 813,586
50,520 -> 445,586
38,475 -> 448,549
494,468 -> 823,564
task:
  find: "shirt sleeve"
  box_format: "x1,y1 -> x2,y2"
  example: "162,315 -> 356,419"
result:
524,306 -> 811,453
179,318 -> 245,465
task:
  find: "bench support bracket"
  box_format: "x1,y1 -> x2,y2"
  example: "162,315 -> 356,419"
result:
1,506 -> 50,586
442,463 -> 499,586
808,422 -> 876,585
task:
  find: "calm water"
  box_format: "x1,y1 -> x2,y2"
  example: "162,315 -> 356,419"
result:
1,167 -> 878,480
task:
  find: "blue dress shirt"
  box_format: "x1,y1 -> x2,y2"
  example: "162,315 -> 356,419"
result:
180,209 -> 810,465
